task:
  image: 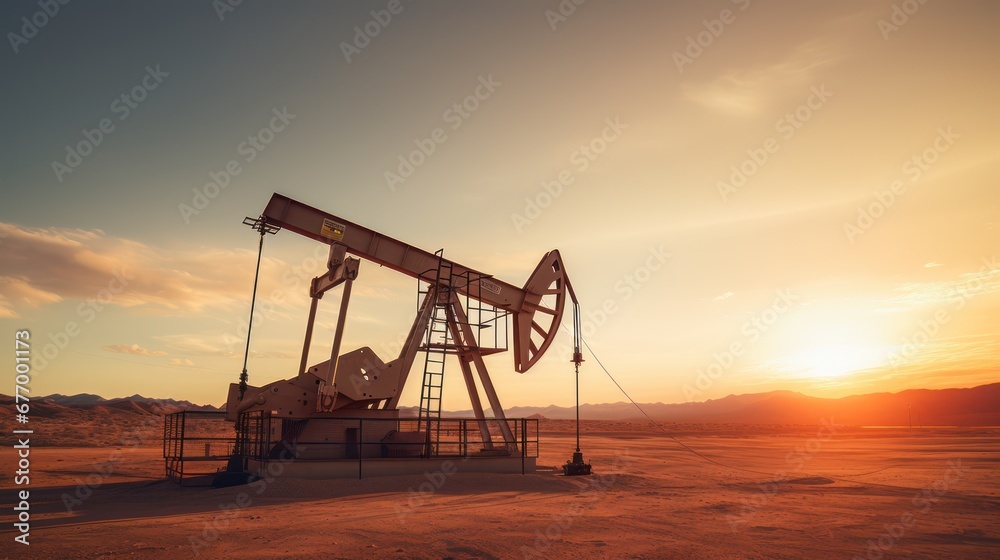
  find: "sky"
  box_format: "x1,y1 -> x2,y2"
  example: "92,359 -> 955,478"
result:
1,0 -> 998,410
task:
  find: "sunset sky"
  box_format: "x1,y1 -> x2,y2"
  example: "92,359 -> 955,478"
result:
2,0 -> 998,410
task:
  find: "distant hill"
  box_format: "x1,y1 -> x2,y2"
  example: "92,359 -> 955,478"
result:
451,383 -> 1000,427
2,383 -> 997,446
36,392 -> 107,406
36,393 -> 221,413
0,393 -> 222,447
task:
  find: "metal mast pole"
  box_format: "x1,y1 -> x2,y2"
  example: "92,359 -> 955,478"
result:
575,361 -> 581,453
563,296 -> 590,475
239,216 -> 279,400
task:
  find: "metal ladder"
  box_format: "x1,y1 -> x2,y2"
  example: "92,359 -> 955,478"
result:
418,250 -> 453,454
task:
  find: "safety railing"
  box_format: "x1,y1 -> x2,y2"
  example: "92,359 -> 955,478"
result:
163,410 -> 235,485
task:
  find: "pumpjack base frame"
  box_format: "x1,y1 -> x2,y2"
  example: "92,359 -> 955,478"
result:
215,412 -> 539,482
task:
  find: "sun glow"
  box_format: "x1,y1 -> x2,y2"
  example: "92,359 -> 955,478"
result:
767,314 -> 893,381
779,342 -> 887,379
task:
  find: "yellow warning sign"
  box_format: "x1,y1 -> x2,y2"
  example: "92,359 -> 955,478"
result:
320,218 -> 346,241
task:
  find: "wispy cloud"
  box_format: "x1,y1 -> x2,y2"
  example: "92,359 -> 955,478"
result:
167,358 -> 195,367
0,276 -> 64,317
0,300 -> 17,319
889,259 -> 1000,308
681,37 -> 844,116
154,333 -> 239,358
249,350 -> 298,359
103,344 -> 167,357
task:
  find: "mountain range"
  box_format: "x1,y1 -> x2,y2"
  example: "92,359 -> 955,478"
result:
440,382 -> 1000,426
12,382 -> 1000,427
34,393 -> 221,414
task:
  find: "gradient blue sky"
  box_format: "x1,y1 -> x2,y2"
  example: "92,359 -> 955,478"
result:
2,0 -> 998,408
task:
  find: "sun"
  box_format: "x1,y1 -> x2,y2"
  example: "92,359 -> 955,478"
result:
780,342 -> 886,379
764,310 -> 896,382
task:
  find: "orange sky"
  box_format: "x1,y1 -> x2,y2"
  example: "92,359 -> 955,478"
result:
1,1 -> 998,408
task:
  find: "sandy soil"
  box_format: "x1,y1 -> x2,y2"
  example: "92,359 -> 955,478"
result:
2,428 -> 998,559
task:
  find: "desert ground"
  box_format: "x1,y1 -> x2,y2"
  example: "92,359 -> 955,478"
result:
2,425 -> 998,559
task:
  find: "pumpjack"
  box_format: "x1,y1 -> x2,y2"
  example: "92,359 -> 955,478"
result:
221,193 -> 590,476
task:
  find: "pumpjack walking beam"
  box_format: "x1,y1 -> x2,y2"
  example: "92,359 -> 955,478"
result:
259,193 -> 573,375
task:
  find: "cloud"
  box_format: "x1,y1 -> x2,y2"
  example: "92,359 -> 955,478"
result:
845,335 -> 1000,387
923,262 -> 944,268
0,295 -> 20,318
681,35 -> 845,116
0,275 -> 67,317
890,259 -> 1000,308
0,220 -> 545,327
249,350 -> 298,359
103,344 -> 167,357
0,222 -> 346,318
167,358 -> 195,367
714,291 -> 734,301
0,221 -> 251,314
155,333 -> 239,358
